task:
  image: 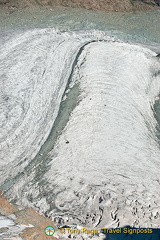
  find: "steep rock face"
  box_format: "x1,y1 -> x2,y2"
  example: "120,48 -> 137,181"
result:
46,0 -> 160,11
0,0 -> 160,12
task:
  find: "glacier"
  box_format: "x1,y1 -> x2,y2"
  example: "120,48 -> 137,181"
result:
0,28 -> 160,238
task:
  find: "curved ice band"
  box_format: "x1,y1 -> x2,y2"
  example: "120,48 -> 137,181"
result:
0,28 -> 160,229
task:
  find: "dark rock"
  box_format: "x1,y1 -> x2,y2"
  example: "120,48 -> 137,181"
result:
0,0 -> 160,12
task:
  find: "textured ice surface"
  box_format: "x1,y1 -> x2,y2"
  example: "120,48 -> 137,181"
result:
0,214 -> 30,239
0,28 -> 160,238
0,215 -> 15,228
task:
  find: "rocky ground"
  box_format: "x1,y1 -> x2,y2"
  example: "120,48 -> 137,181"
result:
0,0 -> 160,13
0,190 -> 58,240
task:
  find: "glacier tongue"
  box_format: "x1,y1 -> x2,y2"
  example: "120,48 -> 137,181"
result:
43,41 -> 160,229
0,29 -> 160,231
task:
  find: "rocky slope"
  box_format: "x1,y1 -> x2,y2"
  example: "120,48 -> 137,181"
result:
0,190 -> 58,240
0,0 -> 160,12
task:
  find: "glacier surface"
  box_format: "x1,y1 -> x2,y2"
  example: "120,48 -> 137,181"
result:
0,28 -> 160,236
